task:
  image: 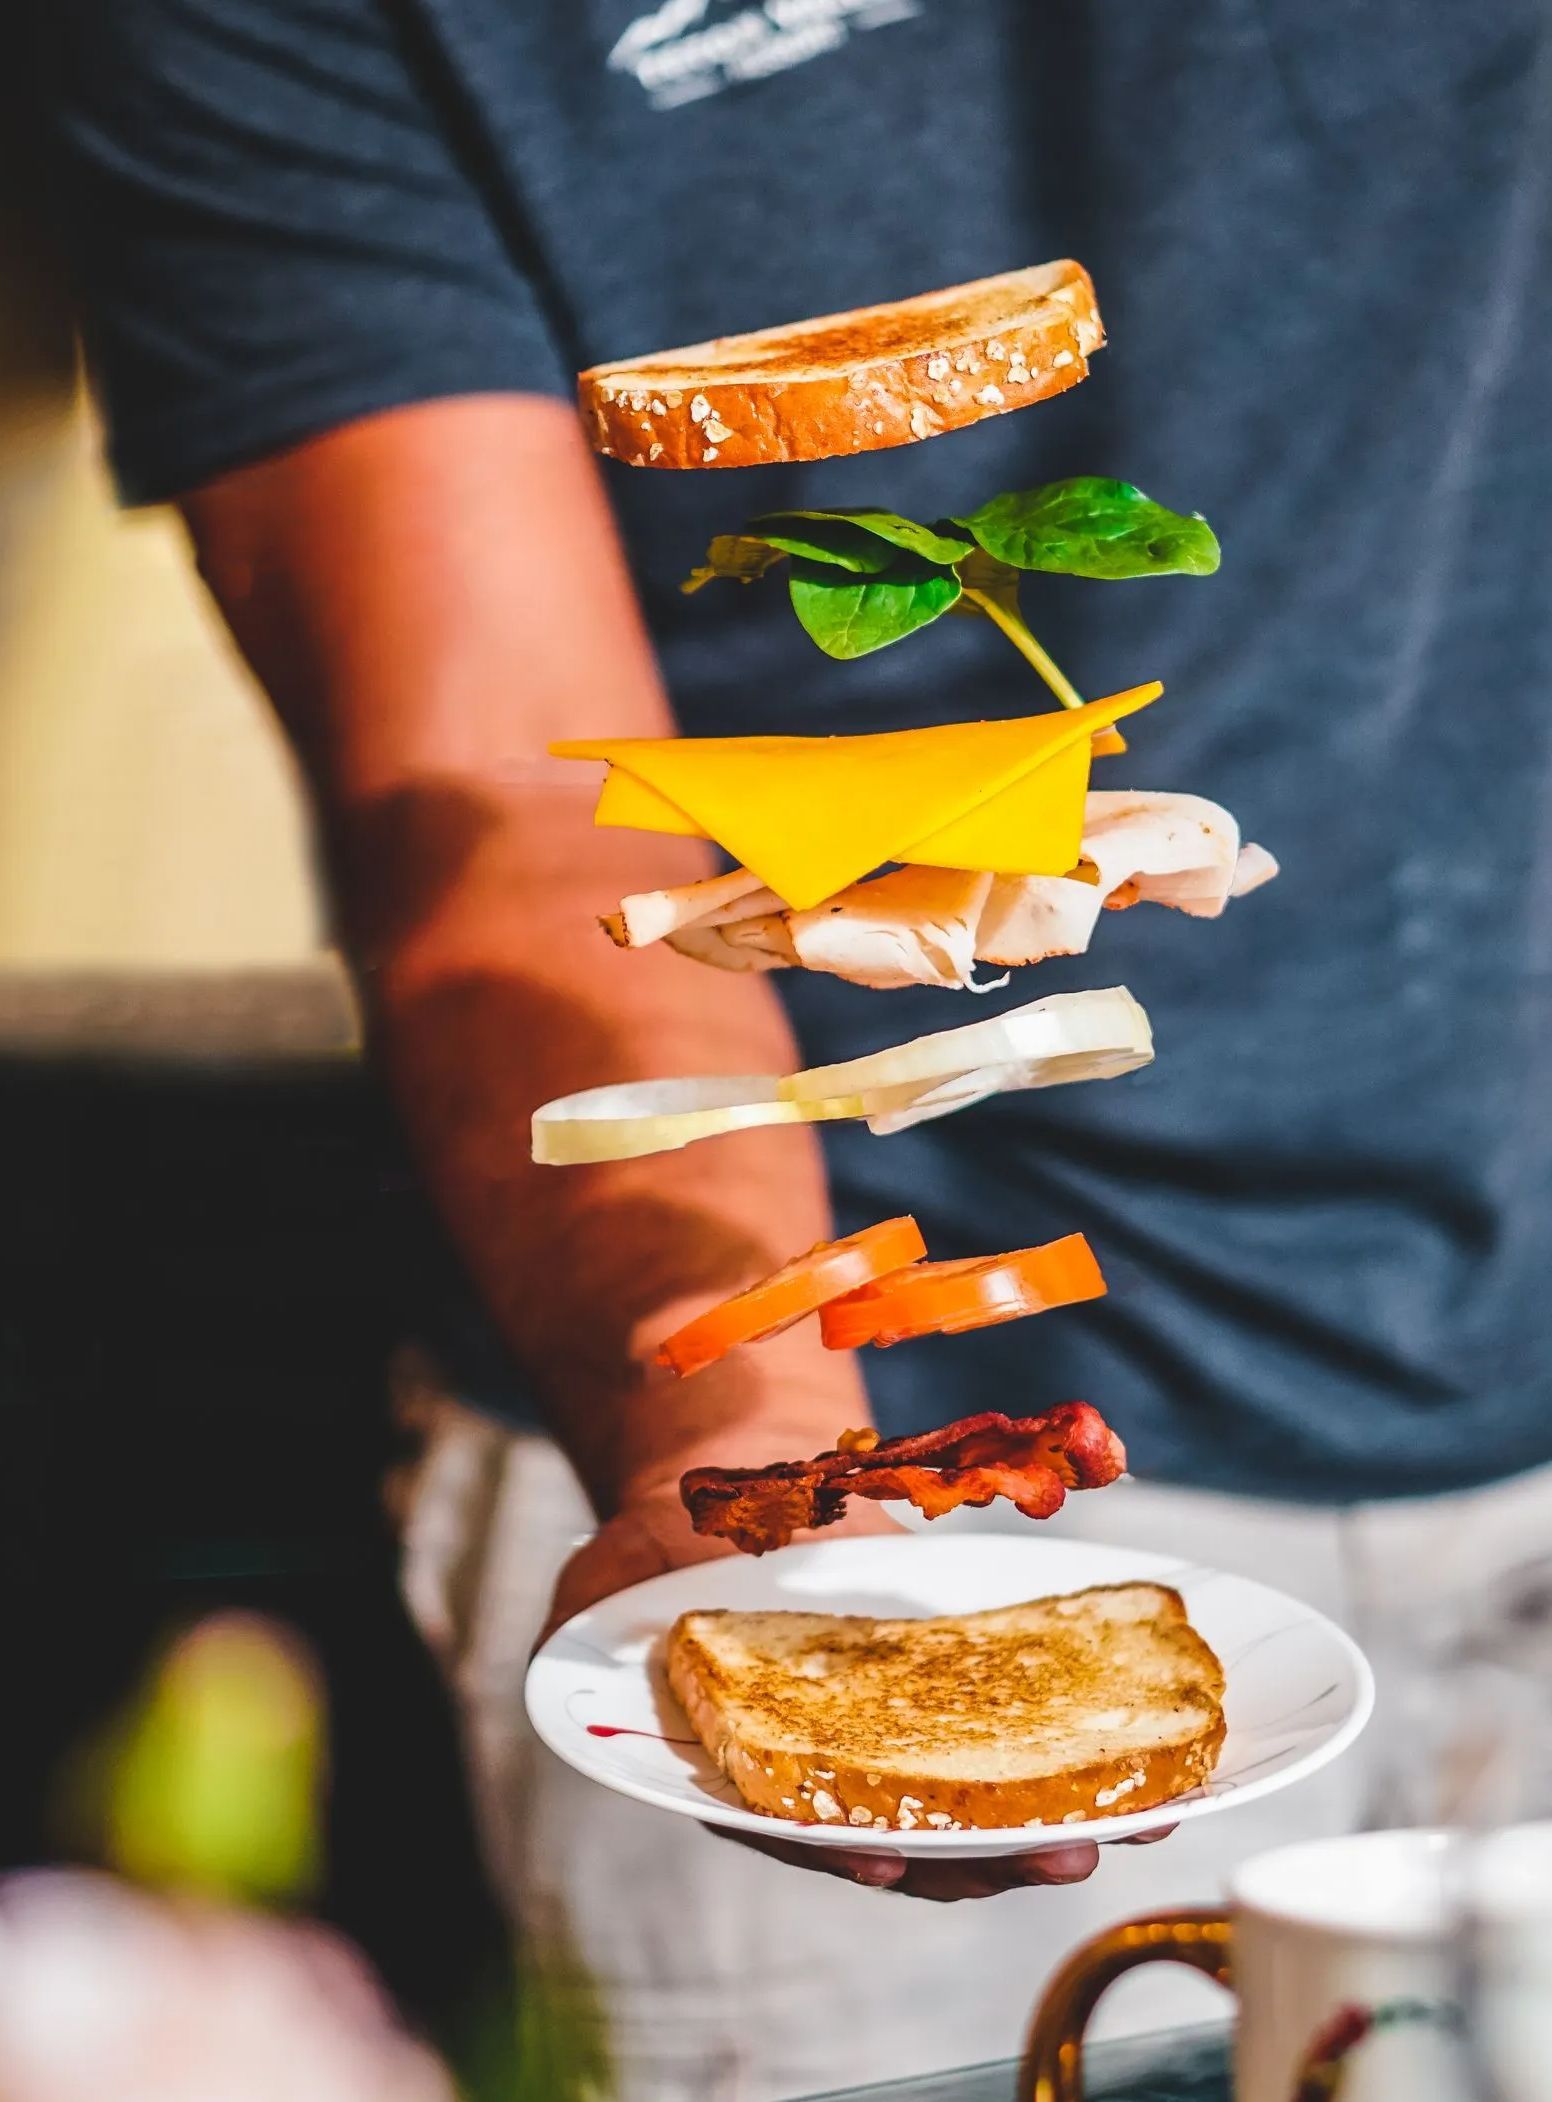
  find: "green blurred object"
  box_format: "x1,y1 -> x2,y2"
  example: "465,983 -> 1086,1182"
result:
103,1612 -> 326,1906
455,1927 -> 615,2102
510,1931 -> 615,2102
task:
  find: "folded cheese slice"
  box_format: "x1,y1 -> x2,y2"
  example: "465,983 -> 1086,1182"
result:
552,685 -> 1160,911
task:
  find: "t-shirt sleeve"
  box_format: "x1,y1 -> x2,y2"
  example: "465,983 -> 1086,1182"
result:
40,0 -> 573,503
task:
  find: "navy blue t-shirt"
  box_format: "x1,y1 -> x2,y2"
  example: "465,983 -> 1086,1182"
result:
39,0 -> 1552,1499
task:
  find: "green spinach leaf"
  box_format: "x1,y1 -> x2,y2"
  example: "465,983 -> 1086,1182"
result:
753,508 -> 974,569
787,555 -> 962,659
742,516 -> 897,573
945,548 -> 1025,614
956,478 -> 1221,579
681,535 -> 789,594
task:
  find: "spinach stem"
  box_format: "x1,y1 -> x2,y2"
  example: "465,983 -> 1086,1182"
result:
962,588 -> 1085,710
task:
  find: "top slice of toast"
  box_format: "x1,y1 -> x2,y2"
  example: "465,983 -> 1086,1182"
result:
666,1581 -> 1225,1831
579,260 -> 1103,469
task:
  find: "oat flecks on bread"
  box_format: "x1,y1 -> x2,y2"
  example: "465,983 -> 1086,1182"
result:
579,260 -> 1104,470
666,1583 -> 1225,1832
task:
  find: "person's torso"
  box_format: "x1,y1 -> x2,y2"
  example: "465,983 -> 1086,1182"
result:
410,0 -> 1552,1497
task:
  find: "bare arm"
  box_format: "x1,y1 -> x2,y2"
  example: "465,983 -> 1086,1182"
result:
182,395 -> 1111,1897
182,393 -> 873,1532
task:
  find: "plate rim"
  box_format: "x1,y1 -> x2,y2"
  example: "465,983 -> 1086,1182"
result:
524,1532 -> 1375,1853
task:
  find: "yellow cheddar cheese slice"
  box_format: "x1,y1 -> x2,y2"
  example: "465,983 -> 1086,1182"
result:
553,684 -> 1160,911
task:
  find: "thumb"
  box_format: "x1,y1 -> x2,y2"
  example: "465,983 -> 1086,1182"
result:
539,1493 -> 737,1647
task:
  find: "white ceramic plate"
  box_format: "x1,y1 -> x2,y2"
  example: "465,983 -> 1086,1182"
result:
525,1534 -> 1373,1860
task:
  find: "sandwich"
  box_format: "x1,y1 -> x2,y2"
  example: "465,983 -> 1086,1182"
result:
538,263 -> 1266,1152
565,263 -> 1274,993
666,1583 -> 1227,1829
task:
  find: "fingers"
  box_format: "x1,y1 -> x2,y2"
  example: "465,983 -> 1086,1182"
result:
537,1497 -> 737,1646
716,1828 -> 910,1889
1006,1842 -> 1103,1885
715,1828 -> 1103,1901
1121,1823 -> 1178,1845
884,1843 -> 1100,1904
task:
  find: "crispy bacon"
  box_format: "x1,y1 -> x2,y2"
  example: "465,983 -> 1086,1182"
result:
844,1463 -> 1069,1522
679,1402 -> 1126,1555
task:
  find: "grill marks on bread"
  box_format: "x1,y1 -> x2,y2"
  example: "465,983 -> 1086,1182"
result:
579,261 -> 1104,469
667,1583 -> 1226,1831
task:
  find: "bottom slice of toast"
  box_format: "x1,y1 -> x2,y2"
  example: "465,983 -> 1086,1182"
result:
666,1582 -> 1225,1831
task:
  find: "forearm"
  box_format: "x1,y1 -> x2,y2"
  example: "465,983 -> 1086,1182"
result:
359,783 -> 870,1510
183,396 -> 871,1514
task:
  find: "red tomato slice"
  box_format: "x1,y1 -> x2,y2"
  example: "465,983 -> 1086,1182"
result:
819,1232 -> 1106,1351
653,1217 -> 927,1378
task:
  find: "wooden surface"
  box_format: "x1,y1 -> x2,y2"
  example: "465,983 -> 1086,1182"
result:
0,961 -> 360,1061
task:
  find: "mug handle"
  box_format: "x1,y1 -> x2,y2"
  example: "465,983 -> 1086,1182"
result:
1025,1909 -> 1234,2102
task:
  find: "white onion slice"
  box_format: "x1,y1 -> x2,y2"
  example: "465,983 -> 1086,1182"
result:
531,1075 -> 854,1164
531,988 -> 1153,1164
780,986 -> 1152,1102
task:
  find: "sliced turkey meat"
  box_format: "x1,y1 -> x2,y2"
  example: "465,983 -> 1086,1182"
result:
1081,791 -> 1249,916
1229,840 -> 1281,898
601,865 -> 782,949
785,868 -> 1000,992
976,869 -> 1107,968
666,915 -> 796,971
601,791 -> 1275,987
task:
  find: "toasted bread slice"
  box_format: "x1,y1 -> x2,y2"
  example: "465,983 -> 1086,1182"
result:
579,260 -> 1103,470
666,1582 -> 1224,1831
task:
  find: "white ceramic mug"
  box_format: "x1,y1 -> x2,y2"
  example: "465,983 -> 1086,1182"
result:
1026,1825 -> 1552,2102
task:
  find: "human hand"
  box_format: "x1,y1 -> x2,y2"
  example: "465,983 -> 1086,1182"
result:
722,1815 -> 1176,1903
540,1488 -> 1173,1902
539,1483 -> 900,1644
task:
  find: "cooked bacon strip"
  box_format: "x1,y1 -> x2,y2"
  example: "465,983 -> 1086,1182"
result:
844,1461 -> 1070,1522
680,1402 -> 1125,1555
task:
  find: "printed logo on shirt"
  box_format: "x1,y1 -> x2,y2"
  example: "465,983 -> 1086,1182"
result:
608,0 -> 925,110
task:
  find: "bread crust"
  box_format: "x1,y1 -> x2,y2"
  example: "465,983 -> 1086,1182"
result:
579,261 -> 1103,470
665,1585 -> 1225,1833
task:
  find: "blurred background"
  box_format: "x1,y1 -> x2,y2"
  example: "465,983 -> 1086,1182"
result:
0,82 -> 511,2076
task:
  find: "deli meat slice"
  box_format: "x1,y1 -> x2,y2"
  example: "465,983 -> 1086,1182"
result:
785,867 -> 998,992
604,792 -> 1275,989
980,792 -> 1275,963
680,1402 -> 1126,1555
1228,841 -> 1280,898
1082,790 -> 1257,917
601,866 -> 783,949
